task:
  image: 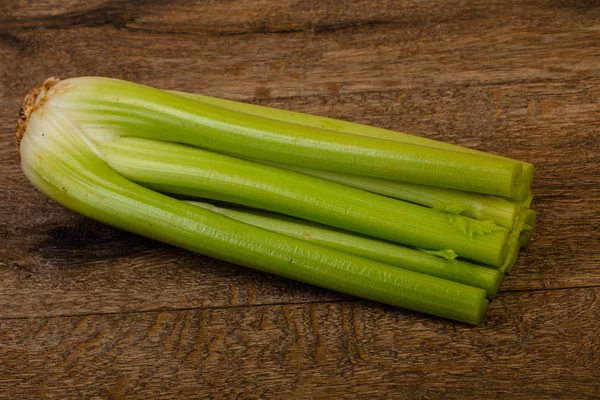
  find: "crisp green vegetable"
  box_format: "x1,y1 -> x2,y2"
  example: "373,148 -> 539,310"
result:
96,136 -> 511,267
247,160 -> 521,229
17,95 -> 489,325
525,209 -> 537,230
16,76 -> 537,325
174,89 -> 535,244
173,88 -> 535,254
172,89 -> 534,202
189,201 -> 504,297
518,228 -> 532,248
48,77 -> 529,199
518,209 -> 537,248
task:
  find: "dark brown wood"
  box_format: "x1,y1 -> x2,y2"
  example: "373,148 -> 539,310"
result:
1,289 -> 600,399
1,0 -> 599,398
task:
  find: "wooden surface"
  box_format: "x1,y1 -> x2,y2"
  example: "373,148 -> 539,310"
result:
1,0 -> 600,398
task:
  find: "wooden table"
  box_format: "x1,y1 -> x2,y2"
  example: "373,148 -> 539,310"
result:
1,1 -> 599,398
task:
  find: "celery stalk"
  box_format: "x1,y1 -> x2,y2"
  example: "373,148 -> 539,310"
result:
48,77 -> 528,199
95,136 -> 510,267
518,228 -> 532,248
247,160 -> 521,229
172,89 -> 534,201
499,241 -> 521,273
525,209 -> 537,229
17,94 -> 489,325
189,201 -> 504,297
174,88 -> 533,232
518,209 -> 537,248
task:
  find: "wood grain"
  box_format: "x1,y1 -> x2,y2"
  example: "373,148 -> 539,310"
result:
3,0 -> 590,35
1,0 -> 600,398
2,289 -> 600,399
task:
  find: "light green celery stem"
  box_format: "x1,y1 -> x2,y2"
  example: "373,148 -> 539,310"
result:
518,230 -> 532,249
20,104 -> 489,325
522,193 -> 534,208
96,136 -> 510,266
50,77 -> 525,199
499,241 -> 521,274
518,209 -> 537,248
499,206 -> 532,273
525,209 -> 537,229
172,89 -> 534,201
249,160 -> 520,229
189,201 -> 504,298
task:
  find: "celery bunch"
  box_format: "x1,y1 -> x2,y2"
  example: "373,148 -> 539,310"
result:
16,77 -> 536,325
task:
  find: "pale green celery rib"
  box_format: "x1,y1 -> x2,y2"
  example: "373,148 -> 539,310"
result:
170,88 -> 533,202
518,209 -> 537,248
95,136 -> 510,267
19,104 -> 489,325
246,160 -> 521,229
189,201 -> 504,298
49,77 -> 525,199
525,209 -> 537,228
518,229 -> 532,248
499,206 -> 533,273
499,241 -> 521,274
